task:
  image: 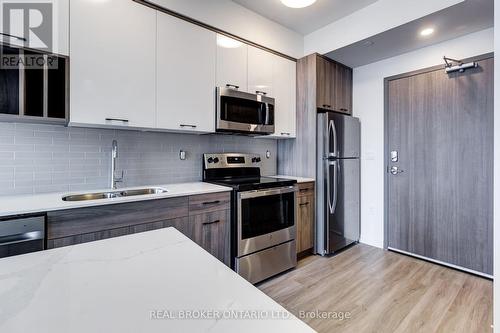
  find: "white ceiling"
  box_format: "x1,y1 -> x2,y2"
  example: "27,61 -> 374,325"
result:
231,0 -> 379,35
326,0 -> 493,67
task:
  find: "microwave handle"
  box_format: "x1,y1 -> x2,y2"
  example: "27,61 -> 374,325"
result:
265,103 -> 270,125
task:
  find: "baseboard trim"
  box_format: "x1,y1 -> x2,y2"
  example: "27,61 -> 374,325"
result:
387,247 -> 493,279
297,248 -> 313,260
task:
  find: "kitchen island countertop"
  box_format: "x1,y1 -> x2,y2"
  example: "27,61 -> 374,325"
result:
0,227 -> 315,333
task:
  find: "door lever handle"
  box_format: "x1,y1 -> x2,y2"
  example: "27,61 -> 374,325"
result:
390,166 -> 404,175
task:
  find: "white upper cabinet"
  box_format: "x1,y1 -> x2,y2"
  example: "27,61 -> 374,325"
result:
268,56 -> 297,139
69,0 -> 156,129
1,0 -> 69,56
156,13 -> 216,133
248,46 -> 274,97
216,34 -> 248,92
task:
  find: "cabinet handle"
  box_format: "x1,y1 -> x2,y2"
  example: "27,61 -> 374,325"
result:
281,132 -> 291,136
340,108 -> 349,112
202,200 -> 221,205
226,84 -> 240,90
256,91 -> 267,96
202,219 -> 221,225
299,189 -> 309,193
0,32 -> 26,41
180,124 -> 197,128
323,104 -> 332,109
105,118 -> 129,123
299,202 -> 310,206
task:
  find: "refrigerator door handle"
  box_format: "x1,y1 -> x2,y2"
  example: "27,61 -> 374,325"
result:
328,120 -> 338,158
327,160 -> 338,214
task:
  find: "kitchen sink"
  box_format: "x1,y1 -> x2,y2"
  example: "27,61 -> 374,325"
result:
62,188 -> 168,202
120,188 -> 168,196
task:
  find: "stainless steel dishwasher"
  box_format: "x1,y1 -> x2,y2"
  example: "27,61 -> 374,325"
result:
0,216 -> 45,258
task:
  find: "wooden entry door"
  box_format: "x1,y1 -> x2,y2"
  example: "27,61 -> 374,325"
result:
385,55 -> 494,275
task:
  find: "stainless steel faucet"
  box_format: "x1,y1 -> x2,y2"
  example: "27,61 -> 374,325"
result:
111,140 -> 124,189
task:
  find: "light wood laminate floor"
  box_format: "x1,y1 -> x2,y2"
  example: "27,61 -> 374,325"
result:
258,244 -> 492,333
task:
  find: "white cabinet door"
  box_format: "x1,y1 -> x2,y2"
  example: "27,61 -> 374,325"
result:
156,13 -> 216,133
70,0 -> 156,129
269,57 -> 296,139
216,34 -> 247,92
0,0 -> 69,56
248,46 -> 274,97
54,0 -> 69,56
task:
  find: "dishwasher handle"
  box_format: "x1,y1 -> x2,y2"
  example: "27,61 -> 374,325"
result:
0,216 -> 45,244
0,231 -> 44,246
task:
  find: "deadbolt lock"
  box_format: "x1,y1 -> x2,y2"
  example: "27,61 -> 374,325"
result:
391,150 -> 399,162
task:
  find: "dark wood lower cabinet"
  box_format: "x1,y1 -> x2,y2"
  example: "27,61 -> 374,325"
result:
296,182 -> 315,255
190,210 -> 231,266
46,192 -> 231,266
297,195 -> 314,254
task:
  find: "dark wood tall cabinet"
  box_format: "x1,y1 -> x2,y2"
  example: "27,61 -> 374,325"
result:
333,62 -> 353,114
278,53 -> 353,178
316,54 -> 353,115
316,56 -> 333,110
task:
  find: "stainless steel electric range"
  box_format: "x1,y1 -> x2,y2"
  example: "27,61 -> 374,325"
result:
203,153 -> 297,284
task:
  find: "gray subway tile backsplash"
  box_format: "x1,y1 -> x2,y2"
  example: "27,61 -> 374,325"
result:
0,123 -> 278,196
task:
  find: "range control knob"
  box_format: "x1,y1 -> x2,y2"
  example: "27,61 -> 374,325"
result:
207,157 -> 214,163
252,157 -> 257,163
213,157 -> 220,163
256,157 -> 261,162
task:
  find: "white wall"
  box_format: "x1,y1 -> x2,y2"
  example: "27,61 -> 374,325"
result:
494,2 -> 499,331
304,0 -> 463,55
149,0 -> 303,58
353,28 -> 494,248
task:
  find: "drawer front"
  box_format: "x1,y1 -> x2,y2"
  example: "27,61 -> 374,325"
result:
47,217 -> 190,249
189,192 -> 231,215
47,196 -> 189,239
236,240 -> 297,284
297,182 -> 315,197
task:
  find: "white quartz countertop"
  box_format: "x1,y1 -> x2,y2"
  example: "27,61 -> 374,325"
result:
0,182 -> 232,218
0,228 -> 315,333
269,175 -> 316,184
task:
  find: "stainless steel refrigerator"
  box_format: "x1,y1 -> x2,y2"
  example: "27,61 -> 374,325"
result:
316,111 -> 361,255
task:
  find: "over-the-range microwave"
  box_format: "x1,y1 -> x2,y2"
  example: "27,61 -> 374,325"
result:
216,86 -> 275,135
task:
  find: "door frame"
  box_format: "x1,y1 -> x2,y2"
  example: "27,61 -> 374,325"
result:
382,52 -> 494,250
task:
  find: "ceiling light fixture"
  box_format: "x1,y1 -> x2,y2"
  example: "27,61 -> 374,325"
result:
280,0 -> 317,9
420,27 -> 435,37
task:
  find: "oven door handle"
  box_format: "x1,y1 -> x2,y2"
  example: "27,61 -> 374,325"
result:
239,186 -> 296,200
